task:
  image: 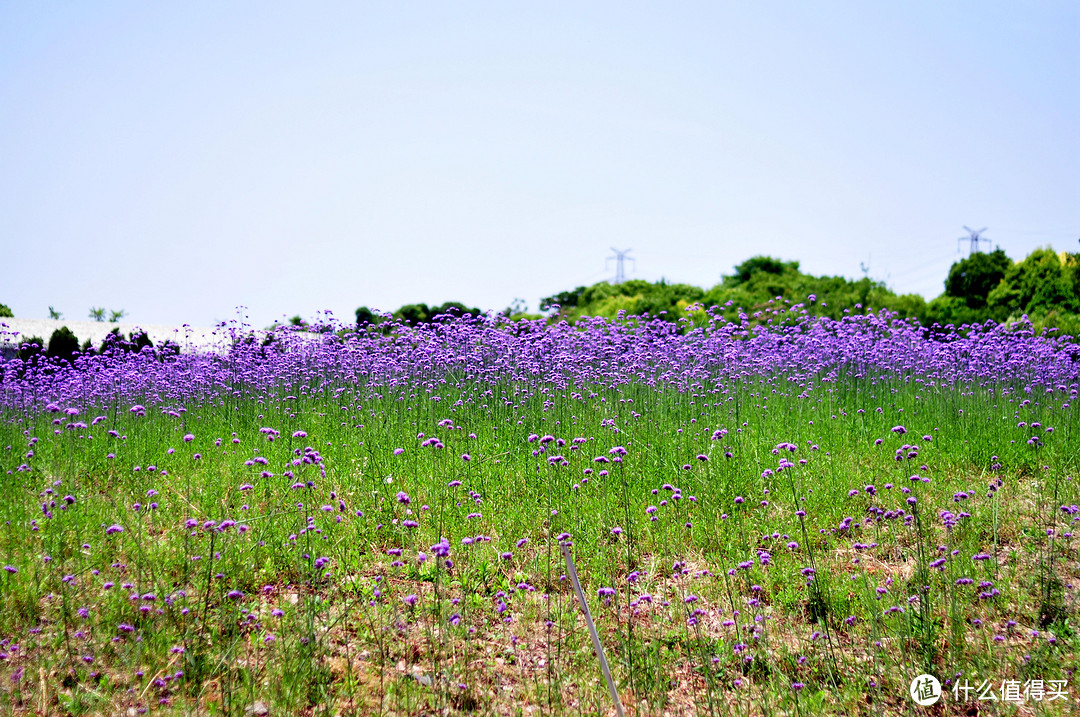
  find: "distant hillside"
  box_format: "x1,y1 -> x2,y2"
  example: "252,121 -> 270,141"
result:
536,249 -> 1080,336
542,256 -> 929,327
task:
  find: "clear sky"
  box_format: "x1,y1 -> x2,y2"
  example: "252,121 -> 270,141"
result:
2,1 -> 1077,328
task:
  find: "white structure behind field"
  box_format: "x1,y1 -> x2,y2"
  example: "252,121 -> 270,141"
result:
0,318 -> 240,358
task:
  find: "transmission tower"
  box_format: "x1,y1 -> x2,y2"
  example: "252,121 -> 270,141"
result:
606,248 -> 635,284
958,226 -> 990,256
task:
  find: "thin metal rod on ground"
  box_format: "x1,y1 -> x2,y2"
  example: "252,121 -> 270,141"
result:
560,541 -> 626,717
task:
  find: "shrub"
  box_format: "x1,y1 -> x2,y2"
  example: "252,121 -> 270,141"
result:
157,340 -> 180,360
18,336 -> 45,362
129,330 -> 154,353
45,326 -> 80,364
355,306 -> 377,327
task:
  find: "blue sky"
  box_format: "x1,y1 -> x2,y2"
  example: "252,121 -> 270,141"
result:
1,1 -> 1077,327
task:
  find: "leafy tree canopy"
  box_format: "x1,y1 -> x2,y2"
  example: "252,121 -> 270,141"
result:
46,326 -> 80,364
344,248 -> 1080,336
987,248 -> 1079,320
945,249 -> 1011,310
393,301 -> 483,326
728,256 -> 801,285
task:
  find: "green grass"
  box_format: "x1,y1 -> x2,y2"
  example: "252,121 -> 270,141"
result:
1,361 -> 1078,715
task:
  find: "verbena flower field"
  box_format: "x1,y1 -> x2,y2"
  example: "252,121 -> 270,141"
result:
1,306 -> 1079,715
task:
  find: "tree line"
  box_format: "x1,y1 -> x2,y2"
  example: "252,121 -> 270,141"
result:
533,247 -> 1080,335
6,245 -> 1080,356
344,247 -> 1080,335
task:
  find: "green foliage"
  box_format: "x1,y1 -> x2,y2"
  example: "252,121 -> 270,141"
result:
552,258 -> 927,326
355,306 -> 379,326
99,327 -> 122,353
540,286 -> 587,310
353,248 -> 1080,336
158,339 -> 180,359
435,301 -> 482,320
925,295 -> 984,328
988,248 -> 1079,321
48,306 -> 62,320
945,248 -> 1010,310
394,301 -> 482,326
1030,310 -> 1080,338
395,303 -> 430,326
109,309 -> 127,323
18,336 -> 45,362
0,303 -> 12,318
98,328 -> 154,354
89,307 -> 106,322
730,256 -> 801,285
130,330 -> 154,353
559,279 -> 705,322
45,326 -> 80,364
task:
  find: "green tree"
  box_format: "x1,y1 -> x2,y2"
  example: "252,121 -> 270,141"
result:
729,256 -> 801,285
925,295 -> 983,328
392,302 -> 483,325
89,307 -> 106,322
944,249 -> 1010,310
0,303 -> 12,318
18,336 -> 45,362
46,326 -> 80,364
395,303 -> 431,326
355,306 -> 381,327
540,286 -> 587,310
158,340 -> 180,359
48,306 -> 63,320
430,301 -> 482,320
987,248 -> 1078,320
129,330 -> 154,353
109,309 -> 127,323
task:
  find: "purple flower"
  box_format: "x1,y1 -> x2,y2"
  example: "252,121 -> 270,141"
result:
183,433 -> 194,443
